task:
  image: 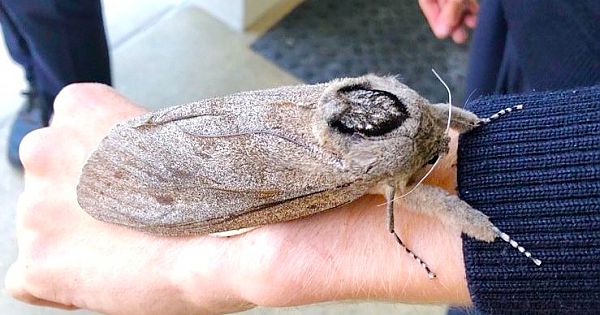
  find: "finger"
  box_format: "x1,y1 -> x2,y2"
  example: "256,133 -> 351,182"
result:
15,192 -> 44,236
438,0 -> 467,37
418,0 -> 445,37
466,0 -> 479,14
451,26 -> 468,44
464,0 -> 479,28
16,190 -> 79,239
4,263 -> 79,310
465,14 -> 477,28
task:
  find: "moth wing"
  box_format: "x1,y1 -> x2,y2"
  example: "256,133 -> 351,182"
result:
196,179 -> 374,236
77,85 -> 375,235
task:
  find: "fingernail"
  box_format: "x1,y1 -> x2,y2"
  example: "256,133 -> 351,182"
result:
437,25 -> 450,37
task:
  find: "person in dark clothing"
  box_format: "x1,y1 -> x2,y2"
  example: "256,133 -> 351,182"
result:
466,0 -> 600,98
0,0 -> 111,168
464,1 -> 599,313
421,0 -> 600,313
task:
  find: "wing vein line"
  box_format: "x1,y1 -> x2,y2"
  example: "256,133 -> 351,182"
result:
177,127 -> 344,166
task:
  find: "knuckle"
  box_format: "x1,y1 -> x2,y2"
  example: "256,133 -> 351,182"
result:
19,128 -> 54,172
53,83 -> 86,114
54,83 -> 110,115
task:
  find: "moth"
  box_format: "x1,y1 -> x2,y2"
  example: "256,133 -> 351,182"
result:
77,74 -> 540,278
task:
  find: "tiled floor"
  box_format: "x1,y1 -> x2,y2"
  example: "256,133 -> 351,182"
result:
0,1 -> 446,314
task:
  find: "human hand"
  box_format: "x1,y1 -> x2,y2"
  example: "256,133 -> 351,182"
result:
4,84 -> 257,315
418,0 -> 479,44
5,84 -> 470,314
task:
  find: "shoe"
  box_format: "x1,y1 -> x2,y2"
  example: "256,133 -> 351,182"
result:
7,89 -> 52,168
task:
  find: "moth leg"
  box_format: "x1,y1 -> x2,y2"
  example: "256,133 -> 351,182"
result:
429,103 -> 481,132
385,185 -> 437,279
402,184 -> 541,266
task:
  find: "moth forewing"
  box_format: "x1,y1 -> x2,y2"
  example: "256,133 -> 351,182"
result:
77,79 -> 389,235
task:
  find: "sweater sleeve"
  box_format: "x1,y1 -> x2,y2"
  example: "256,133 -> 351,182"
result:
456,85 -> 600,314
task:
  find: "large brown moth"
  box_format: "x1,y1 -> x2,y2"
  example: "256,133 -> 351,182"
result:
77,74 -> 541,278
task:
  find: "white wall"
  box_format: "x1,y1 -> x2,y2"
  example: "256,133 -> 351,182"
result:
192,0 -> 298,31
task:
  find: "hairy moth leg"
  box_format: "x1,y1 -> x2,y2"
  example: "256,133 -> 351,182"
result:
428,103 -> 524,132
385,185 -> 437,279
429,103 -> 481,132
403,185 -> 541,266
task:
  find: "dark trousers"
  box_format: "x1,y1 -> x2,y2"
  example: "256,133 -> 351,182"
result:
466,0 -> 600,99
0,0 -> 111,108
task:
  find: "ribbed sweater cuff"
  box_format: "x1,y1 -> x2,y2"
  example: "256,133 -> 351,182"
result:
457,86 -> 600,314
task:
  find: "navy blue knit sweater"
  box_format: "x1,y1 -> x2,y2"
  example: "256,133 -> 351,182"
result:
457,86 -> 600,314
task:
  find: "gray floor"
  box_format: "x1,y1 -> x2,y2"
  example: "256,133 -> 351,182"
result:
0,1 -> 446,314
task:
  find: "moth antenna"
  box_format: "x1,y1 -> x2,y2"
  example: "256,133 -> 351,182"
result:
491,226 -> 542,266
479,104 -> 524,125
431,68 -> 452,134
464,88 -> 478,107
392,232 -> 437,279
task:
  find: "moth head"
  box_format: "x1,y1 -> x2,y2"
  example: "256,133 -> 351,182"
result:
408,101 -> 452,179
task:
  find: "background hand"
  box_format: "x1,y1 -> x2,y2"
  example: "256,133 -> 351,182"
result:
418,0 -> 479,44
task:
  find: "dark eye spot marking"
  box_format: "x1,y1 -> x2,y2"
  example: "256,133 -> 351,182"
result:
328,85 -> 409,137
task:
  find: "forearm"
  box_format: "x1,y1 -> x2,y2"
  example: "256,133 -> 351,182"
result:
174,197 -> 469,309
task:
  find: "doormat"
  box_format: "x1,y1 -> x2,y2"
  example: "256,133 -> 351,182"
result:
251,0 -> 470,103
